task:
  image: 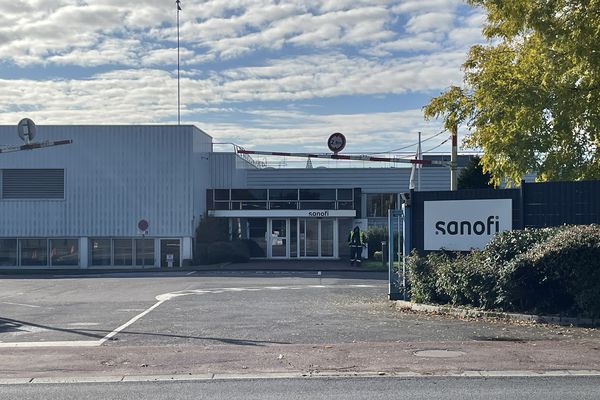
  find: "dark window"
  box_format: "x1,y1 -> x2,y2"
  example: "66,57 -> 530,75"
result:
269,189 -> 298,200
337,189 -> 353,200
367,193 -> 397,217
50,238 -> 79,266
2,169 -> 64,199
337,201 -> 354,210
20,239 -> 48,266
241,202 -> 267,210
135,239 -> 154,266
214,201 -> 230,210
300,201 -> 336,209
214,189 -> 230,201
113,239 -> 133,266
91,238 -> 111,266
0,239 -> 17,266
299,189 -> 336,200
270,201 -> 298,210
231,189 -> 267,200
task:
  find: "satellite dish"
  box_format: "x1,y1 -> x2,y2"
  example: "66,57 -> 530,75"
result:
17,118 -> 37,143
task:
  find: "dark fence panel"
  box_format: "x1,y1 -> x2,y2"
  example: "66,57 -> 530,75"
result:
523,180 -> 600,227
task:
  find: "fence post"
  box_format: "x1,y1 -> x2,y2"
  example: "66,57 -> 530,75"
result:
402,202 -> 411,300
519,179 -> 526,229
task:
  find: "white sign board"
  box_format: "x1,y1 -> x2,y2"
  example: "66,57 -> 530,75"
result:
424,199 -> 512,251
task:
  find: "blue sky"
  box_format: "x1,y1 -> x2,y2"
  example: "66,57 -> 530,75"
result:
0,0 -> 485,164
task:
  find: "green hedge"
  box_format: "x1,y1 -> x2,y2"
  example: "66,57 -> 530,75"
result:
406,225 -> 600,317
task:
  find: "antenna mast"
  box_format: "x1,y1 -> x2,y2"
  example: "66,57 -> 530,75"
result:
176,0 -> 182,125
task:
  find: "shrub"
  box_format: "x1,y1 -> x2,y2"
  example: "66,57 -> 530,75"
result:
365,226 -> 387,259
498,225 -> 600,316
205,241 -> 250,264
406,224 -> 600,318
406,250 -> 447,304
365,226 -> 400,260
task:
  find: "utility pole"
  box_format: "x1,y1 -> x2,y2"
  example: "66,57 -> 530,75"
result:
176,0 -> 182,125
450,123 -> 458,191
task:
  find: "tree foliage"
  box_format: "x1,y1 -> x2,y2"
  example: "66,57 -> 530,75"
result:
458,156 -> 494,189
424,0 -> 600,186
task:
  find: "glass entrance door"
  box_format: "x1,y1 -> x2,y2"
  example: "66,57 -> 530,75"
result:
297,219 -> 337,258
269,219 -> 289,258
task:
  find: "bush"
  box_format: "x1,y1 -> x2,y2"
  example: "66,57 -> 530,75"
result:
406,250 -> 447,304
204,241 -> 250,264
365,226 -> 387,259
365,226 -> 400,260
498,225 -> 600,316
406,224 -> 600,318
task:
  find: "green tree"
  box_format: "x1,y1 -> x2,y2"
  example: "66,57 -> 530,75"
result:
458,156 -> 494,189
424,0 -> 600,186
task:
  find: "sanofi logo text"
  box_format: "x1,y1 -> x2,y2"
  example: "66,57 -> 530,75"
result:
435,216 -> 500,236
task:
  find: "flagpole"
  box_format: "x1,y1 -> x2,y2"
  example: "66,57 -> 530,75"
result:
176,0 -> 181,125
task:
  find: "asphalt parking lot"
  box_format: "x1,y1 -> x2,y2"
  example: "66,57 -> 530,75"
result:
2,270 -> 599,348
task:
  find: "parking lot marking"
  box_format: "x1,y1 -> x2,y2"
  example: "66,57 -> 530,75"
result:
0,282 -> 383,348
1,301 -> 41,308
99,299 -> 166,345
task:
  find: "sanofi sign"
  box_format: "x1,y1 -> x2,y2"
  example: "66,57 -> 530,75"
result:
424,199 -> 512,251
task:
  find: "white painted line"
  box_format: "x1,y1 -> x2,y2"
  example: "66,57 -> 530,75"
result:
0,340 -> 101,348
186,271 -> 196,276
1,301 -> 41,308
99,299 -> 166,344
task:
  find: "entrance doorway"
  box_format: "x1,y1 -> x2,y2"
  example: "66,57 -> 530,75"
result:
160,239 -> 181,267
268,219 -> 289,258
265,218 -> 338,259
297,218 -> 336,258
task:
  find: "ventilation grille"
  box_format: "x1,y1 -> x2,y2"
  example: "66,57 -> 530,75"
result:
2,169 -> 65,199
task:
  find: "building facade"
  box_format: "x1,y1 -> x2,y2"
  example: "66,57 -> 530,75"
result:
0,125 -> 450,268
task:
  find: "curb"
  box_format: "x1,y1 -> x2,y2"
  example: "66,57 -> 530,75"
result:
2,370 -> 600,385
394,300 -> 600,328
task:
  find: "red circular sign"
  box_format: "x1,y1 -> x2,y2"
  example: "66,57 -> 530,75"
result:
327,132 -> 346,153
138,219 -> 149,231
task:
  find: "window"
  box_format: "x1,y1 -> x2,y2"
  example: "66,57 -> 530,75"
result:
367,193 -> 397,217
135,239 -> 154,266
299,189 -> 336,200
113,239 -> 133,266
300,201 -> 336,210
20,239 -> 48,266
91,238 -> 111,266
337,189 -> 353,200
214,189 -> 230,200
0,239 -> 17,266
269,189 -> 298,201
50,239 -> 79,266
231,189 -> 267,200
2,169 -> 64,199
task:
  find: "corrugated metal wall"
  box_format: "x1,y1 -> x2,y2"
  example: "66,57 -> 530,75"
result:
246,167 -> 451,192
209,153 -> 254,188
0,125 -> 206,237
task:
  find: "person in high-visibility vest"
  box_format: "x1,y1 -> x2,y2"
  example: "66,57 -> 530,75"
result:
348,225 -> 367,266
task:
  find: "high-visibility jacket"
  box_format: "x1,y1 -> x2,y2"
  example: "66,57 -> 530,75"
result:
348,230 -> 367,246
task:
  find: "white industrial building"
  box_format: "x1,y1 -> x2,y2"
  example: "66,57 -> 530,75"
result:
0,125 -> 450,268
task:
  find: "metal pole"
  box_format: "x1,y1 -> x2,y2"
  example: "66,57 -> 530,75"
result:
397,211 -> 402,298
388,209 -> 394,299
176,0 -> 181,125
417,131 -> 422,192
142,233 -> 145,269
451,123 -> 458,190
